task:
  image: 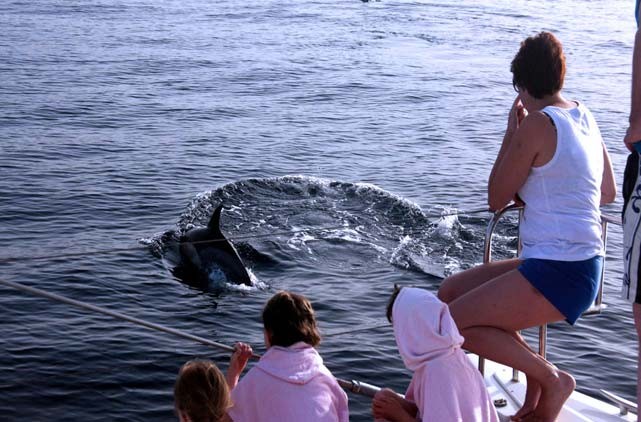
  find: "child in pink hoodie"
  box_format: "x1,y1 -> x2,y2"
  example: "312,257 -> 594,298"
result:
226,291 -> 349,422
372,286 -> 498,422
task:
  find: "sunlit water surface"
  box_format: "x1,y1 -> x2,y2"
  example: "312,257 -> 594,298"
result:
0,0 -> 638,420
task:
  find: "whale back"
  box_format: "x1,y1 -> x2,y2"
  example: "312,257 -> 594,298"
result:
176,203 -> 252,287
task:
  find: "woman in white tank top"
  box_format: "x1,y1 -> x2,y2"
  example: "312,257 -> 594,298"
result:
437,32 -> 616,422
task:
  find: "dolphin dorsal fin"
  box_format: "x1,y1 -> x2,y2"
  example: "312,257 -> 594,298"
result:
207,204 -> 225,237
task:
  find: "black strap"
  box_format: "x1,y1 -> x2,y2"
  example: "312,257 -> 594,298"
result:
623,152 -> 639,219
541,111 -> 556,129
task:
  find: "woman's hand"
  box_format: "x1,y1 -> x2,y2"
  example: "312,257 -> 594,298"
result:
507,95 -> 528,135
624,122 -> 641,152
226,342 -> 253,389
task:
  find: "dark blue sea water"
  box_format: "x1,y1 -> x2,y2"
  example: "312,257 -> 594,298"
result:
0,0 -> 637,420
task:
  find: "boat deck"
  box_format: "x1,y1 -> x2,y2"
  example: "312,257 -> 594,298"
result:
469,355 -> 637,421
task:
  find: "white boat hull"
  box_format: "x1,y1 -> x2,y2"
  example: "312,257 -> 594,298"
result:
467,355 -> 637,421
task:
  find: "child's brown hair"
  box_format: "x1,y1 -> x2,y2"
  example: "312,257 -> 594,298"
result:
262,291 -> 321,347
174,359 -> 231,422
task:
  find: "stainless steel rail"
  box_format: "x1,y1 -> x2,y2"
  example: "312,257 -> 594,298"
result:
0,277 -> 383,398
478,204 -> 621,378
601,389 -> 638,416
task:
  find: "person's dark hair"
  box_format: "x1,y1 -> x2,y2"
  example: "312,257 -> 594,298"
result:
511,31 -> 566,99
262,291 -> 321,347
386,284 -> 403,323
174,360 -> 231,422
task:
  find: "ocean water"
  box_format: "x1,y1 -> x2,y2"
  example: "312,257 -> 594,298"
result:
0,0 -> 638,420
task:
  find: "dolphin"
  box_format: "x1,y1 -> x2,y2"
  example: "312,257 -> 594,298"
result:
173,204 -> 252,288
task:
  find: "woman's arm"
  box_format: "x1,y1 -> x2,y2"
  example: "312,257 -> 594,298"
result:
600,142 -> 616,205
488,111 -> 551,211
488,96 -> 526,191
625,28 -> 641,150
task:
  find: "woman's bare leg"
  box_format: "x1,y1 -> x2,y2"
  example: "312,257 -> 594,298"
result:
439,259 -> 542,418
510,333 -> 542,421
438,258 -> 521,303
449,269 -> 574,422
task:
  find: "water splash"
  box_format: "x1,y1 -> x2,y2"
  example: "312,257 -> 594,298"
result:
150,176 -> 506,287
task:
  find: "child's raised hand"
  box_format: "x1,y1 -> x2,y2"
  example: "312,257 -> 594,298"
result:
226,342 -> 253,389
230,342 -> 252,373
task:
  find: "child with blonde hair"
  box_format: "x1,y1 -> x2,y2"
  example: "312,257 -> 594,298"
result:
174,359 -> 232,422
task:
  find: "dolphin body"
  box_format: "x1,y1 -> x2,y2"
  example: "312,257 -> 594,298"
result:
174,204 -> 252,288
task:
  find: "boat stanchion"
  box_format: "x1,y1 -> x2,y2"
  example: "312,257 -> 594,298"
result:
600,390 -> 637,416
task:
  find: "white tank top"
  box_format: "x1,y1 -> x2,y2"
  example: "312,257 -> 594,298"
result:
518,102 -> 604,260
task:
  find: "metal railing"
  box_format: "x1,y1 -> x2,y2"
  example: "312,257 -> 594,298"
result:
0,277 -> 385,398
478,204 -> 620,379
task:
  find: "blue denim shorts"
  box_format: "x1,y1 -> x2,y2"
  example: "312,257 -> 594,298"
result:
518,256 -> 603,325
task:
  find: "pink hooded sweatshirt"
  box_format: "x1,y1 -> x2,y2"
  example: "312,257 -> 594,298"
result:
393,287 -> 498,422
228,342 -> 349,422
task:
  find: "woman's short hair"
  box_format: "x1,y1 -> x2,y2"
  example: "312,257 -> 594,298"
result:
262,291 -> 321,347
511,31 -> 566,99
174,359 -> 231,422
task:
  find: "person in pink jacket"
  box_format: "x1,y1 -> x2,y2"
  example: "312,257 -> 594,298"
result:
226,291 -> 349,422
372,286 -> 498,422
